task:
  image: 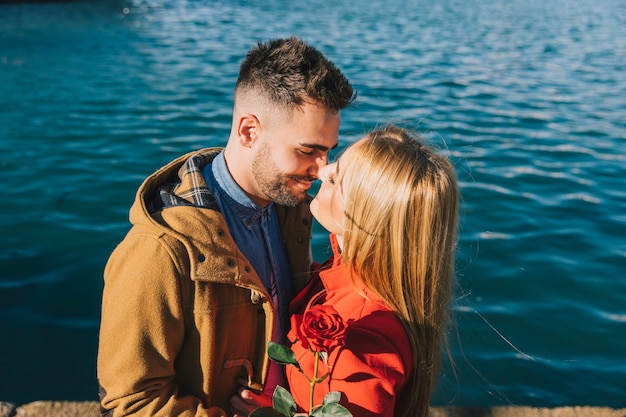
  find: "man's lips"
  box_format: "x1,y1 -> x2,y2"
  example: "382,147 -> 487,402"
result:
296,179 -> 313,189
291,176 -> 316,189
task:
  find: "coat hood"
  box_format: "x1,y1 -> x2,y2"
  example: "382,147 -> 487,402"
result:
126,148 -> 267,290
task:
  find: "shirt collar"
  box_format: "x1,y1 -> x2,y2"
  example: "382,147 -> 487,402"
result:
320,234 -> 349,292
320,234 -> 386,306
212,151 -> 270,227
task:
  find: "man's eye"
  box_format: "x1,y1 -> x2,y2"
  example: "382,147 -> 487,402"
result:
298,149 -> 314,156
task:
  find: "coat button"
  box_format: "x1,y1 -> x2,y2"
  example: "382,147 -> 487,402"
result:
197,254 -> 206,262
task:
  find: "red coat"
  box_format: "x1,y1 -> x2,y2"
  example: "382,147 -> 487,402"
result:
286,235 -> 413,417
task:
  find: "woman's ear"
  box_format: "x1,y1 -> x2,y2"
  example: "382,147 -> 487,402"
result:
236,113 -> 260,148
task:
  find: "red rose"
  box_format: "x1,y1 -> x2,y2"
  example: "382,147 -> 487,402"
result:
296,304 -> 347,353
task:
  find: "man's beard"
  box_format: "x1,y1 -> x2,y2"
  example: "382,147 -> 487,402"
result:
251,142 -> 313,207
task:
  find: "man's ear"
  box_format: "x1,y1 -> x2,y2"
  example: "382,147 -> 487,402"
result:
236,113 -> 260,147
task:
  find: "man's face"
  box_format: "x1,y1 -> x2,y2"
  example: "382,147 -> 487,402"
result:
251,101 -> 340,206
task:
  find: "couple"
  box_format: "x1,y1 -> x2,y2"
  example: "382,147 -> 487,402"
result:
97,37 -> 458,417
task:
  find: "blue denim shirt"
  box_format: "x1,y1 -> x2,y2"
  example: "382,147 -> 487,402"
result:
201,151 -> 293,340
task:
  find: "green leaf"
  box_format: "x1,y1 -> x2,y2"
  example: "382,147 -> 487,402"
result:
267,341 -> 300,368
249,407 -> 289,417
310,405 -> 322,417
322,391 -> 341,405
310,402 -> 353,417
272,385 -> 297,417
324,402 -> 353,416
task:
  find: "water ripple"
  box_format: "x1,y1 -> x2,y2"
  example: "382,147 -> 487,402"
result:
2,0 -> 626,407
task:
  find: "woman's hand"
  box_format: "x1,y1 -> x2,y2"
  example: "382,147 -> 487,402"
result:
230,387 -> 273,417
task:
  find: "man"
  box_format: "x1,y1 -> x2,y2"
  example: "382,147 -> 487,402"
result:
97,37 -> 354,417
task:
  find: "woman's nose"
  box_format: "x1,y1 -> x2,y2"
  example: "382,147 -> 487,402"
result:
308,154 -> 329,178
317,163 -> 336,181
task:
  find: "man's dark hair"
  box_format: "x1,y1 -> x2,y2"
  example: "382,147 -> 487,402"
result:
236,37 -> 355,112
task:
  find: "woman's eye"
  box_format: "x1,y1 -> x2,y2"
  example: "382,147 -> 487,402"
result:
327,174 -> 336,185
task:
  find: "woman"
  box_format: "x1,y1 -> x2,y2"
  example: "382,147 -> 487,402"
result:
233,126 -> 458,417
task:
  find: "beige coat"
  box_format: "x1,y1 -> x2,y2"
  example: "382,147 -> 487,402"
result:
97,148 -> 312,416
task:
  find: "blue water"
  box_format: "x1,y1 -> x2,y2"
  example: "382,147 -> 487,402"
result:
1,0 -> 625,408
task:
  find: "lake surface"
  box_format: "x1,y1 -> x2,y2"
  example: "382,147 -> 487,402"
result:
1,0 -> 625,407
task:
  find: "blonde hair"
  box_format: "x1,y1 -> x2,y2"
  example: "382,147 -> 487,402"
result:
338,126 -> 458,417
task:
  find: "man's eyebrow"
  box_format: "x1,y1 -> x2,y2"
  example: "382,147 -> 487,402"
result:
299,142 -> 339,152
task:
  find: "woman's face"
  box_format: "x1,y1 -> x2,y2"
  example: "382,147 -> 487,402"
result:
310,160 -> 345,237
